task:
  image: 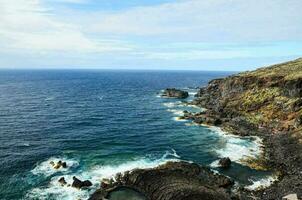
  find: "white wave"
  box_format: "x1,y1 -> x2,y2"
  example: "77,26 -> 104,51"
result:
167,109 -> 184,116
45,97 -> 55,101
188,92 -> 197,96
26,177 -> 90,200
245,175 -> 277,190
209,160 -> 220,168
184,122 -> 194,126
98,95 -> 104,100
31,157 -> 79,177
163,102 -> 178,108
173,116 -> 188,122
208,127 -> 263,164
164,149 -> 181,158
28,151 -> 180,200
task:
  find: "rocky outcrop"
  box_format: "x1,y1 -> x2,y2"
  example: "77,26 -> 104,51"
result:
180,111 -> 222,126
58,177 -> 67,186
194,58 -> 302,134
162,88 -> 189,98
49,160 -> 67,169
218,157 -> 231,169
71,176 -> 92,189
89,161 -> 234,200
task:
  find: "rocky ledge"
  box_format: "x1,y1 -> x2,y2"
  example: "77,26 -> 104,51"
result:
161,88 -> 189,99
89,161 -> 234,200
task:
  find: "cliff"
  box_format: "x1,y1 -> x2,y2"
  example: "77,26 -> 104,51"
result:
192,58 -> 302,199
195,58 -> 302,135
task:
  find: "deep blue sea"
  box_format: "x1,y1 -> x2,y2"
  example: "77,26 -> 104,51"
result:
0,70 -> 272,200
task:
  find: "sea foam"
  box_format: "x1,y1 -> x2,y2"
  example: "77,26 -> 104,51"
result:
31,157 -> 79,177
27,150 -> 180,200
245,175 -> 277,190
208,126 -> 263,165
167,109 -> 184,116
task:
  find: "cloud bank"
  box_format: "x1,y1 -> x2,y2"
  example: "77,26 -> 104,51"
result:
0,0 -> 301,70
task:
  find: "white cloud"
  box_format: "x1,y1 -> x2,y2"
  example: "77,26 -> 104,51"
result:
0,0 -> 301,69
89,0 -> 302,41
0,0 -> 131,53
49,0 -> 89,4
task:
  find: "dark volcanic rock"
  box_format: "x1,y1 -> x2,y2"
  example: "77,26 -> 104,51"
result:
58,177 -> 67,186
89,161 -> 234,200
162,88 -> 189,98
191,58 -> 302,199
72,176 -> 92,189
218,157 -> 231,169
51,160 -> 67,169
61,162 -> 67,168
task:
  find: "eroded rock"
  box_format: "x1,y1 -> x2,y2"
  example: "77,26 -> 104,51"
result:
58,177 -> 67,186
161,88 -> 189,99
72,176 -> 92,189
89,161 -> 234,200
219,157 -> 231,169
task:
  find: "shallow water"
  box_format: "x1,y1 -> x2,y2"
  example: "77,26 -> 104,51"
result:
108,187 -> 146,200
0,70 -> 271,200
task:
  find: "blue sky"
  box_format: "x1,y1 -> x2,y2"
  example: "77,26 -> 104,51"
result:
0,0 -> 302,71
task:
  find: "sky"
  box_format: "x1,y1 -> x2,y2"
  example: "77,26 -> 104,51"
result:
0,0 -> 302,71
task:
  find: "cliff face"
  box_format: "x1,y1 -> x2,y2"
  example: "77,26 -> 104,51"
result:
195,58 -> 302,135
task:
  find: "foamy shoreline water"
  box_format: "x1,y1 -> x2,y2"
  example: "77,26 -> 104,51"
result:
162,97 -> 275,191
27,150 -> 181,200
162,99 -> 264,167
26,87 -> 272,200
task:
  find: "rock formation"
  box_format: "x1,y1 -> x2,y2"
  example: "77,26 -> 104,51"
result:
89,161 -> 234,200
162,88 -> 189,98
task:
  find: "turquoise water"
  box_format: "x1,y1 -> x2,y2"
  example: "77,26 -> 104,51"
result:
0,70 -> 271,200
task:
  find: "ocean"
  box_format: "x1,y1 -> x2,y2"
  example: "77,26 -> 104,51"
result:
0,70 -> 272,200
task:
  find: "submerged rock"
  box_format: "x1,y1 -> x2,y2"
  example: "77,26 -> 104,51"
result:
89,161 -> 234,200
161,88 -> 189,99
218,157 -> 231,169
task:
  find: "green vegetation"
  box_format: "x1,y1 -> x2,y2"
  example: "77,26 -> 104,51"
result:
239,58 -> 302,80
223,58 -> 302,132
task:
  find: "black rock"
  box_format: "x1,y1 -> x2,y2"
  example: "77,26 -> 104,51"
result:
82,180 -> 93,187
62,162 -> 67,168
58,177 -> 67,186
89,161 -> 234,200
219,157 -> 231,168
161,88 -> 189,99
72,176 -> 92,189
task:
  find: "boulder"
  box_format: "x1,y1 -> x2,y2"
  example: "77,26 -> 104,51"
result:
58,177 -> 67,186
161,88 -> 189,99
51,160 -> 68,169
218,157 -> 231,169
72,176 -> 92,189
62,162 -> 67,168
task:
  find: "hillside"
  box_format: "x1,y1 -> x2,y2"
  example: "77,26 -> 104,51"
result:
195,58 -> 302,135
192,58 -> 302,199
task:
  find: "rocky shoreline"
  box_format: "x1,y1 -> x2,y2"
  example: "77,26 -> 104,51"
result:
89,59 -> 302,200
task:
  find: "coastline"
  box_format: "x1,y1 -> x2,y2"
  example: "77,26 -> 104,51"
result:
89,59 -> 302,200
187,102 -> 302,199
